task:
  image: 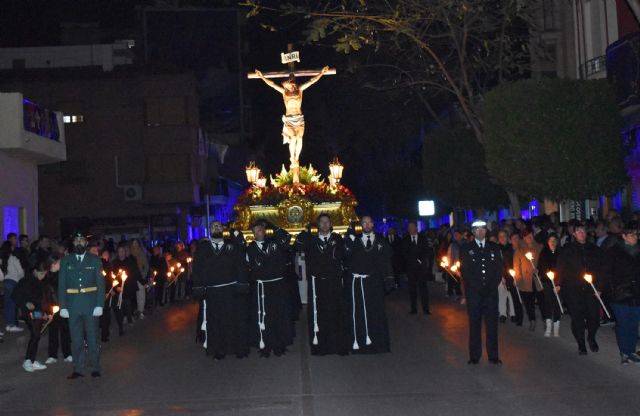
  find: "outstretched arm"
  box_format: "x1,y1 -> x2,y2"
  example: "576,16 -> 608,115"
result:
255,69 -> 285,94
300,66 -> 330,91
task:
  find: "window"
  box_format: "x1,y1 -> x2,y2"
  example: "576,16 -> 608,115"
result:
63,114 -> 84,124
145,97 -> 188,126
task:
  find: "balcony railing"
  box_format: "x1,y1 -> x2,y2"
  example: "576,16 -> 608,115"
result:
580,55 -> 607,79
23,99 -> 61,141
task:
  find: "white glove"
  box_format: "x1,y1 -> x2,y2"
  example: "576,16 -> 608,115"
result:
349,234 -> 356,241
60,309 -> 70,319
92,306 -> 103,317
233,230 -> 240,237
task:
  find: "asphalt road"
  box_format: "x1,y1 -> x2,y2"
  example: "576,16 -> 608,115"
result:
1,283 -> 639,415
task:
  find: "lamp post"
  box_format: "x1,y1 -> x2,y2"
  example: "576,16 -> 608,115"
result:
256,176 -> 267,188
328,157 -> 344,186
245,161 -> 261,185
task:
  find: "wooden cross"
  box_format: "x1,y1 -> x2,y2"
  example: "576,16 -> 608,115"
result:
247,44 -> 336,79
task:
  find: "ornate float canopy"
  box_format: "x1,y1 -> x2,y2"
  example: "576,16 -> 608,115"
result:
233,164 -> 358,240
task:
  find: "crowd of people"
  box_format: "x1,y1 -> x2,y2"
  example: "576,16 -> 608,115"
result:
0,232 -> 196,374
2,210 -> 640,377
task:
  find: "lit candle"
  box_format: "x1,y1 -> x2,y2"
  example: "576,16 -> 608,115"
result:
545,271 -> 563,313
508,269 -> 523,304
583,273 -> 610,318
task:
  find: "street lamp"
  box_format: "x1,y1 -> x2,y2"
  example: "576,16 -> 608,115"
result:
245,161 -> 261,184
328,157 -> 344,184
256,176 -> 267,188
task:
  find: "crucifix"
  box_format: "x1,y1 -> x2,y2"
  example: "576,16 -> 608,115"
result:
248,44 -> 336,184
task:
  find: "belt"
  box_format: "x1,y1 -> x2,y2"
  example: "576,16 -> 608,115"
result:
66,287 -> 97,294
351,274 -> 372,350
256,277 -> 285,349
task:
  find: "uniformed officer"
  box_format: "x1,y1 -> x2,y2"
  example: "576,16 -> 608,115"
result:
58,233 -> 105,379
460,221 -> 503,365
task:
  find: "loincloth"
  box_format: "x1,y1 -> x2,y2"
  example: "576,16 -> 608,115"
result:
282,114 -> 305,144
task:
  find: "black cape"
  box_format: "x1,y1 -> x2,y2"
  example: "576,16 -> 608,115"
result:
343,232 -> 393,354
192,237 -> 249,357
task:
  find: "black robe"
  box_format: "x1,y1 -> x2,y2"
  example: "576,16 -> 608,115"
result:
343,232 -> 393,354
295,230 -> 350,355
246,229 -> 294,353
192,237 -> 249,357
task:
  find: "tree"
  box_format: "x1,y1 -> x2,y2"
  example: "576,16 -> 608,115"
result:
481,78 -> 628,201
422,126 -> 507,209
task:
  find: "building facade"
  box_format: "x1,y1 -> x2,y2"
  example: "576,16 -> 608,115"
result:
0,92 -> 66,239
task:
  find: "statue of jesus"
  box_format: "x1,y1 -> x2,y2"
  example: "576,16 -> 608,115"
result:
254,66 -> 331,182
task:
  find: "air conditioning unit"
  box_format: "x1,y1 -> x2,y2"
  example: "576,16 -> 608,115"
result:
123,185 -> 143,201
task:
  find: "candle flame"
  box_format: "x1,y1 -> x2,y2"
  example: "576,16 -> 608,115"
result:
170,267 -> 175,272
153,271 -> 157,276
167,272 -> 172,277
584,274 -> 593,284
101,270 -> 106,276
441,256 -> 450,267
546,271 -> 555,280
112,280 -> 119,287
509,269 -> 516,278
180,268 -> 185,273
525,252 -> 534,261
176,263 -> 181,268
52,306 -> 60,314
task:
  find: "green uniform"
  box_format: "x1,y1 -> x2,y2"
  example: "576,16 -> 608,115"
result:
58,253 -> 105,374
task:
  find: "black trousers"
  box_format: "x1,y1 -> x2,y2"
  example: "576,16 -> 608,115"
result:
25,316 -> 44,362
407,268 -> 429,312
521,290 -> 548,321
507,285 -> 524,324
467,291 -> 499,361
564,287 -> 600,345
446,272 -> 462,296
48,314 -> 71,358
155,280 -> 166,306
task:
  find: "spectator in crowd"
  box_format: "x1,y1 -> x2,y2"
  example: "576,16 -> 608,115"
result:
2,239 -> 26,333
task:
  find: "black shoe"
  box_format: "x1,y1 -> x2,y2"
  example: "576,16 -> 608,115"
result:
467,359 -> 479,365
235,353 -> 249,359
67,372 -> 84,380
499,316 -> 507,323
588,339 -> 599,352
489,358 -> 503,365
510,316 -> 517,323
259,351 -> 271,358
91,371 -> 101,378
274,348 -> 287,357
578,344 -> 588,355
213,354 -> 226,360
409,310 -> 418,315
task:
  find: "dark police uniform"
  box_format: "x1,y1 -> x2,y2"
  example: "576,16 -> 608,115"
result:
460,239 -> 503,363
58,252 -> 105,375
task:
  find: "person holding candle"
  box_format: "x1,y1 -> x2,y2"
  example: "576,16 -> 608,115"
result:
111,243 -> 140,325
537,234 -> 563,337
12,258 -> 56,372
513,229 -> 548,332
556,224 -> 604,355
43,255 -> 72,363
604,225 -> 640,364
497,230 -> 518,325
